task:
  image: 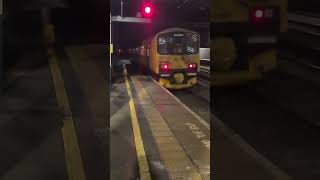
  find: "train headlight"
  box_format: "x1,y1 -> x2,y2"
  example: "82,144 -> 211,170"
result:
187,63 -> 197,71
251,7 -> 266,23
186,63 -> 197,75
250,7 -> 276,24
160,63 -> 169,70
255,9 -> 264,18
160,63 -> 170,77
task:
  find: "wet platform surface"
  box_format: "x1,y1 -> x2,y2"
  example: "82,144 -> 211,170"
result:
111,61 -> 291,180
111,73 -> 210,180
0,44 -> 295,180
0,44 -> 109,180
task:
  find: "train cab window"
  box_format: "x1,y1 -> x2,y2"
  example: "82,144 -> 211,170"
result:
187,34 -> 199,53
157,32 -> 199,55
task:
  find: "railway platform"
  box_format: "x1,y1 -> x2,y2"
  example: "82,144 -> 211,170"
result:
0,44 -> 291,180
111,62 -> 290,180
111,72 -> 210,180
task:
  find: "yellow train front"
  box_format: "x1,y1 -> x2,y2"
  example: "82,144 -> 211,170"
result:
211,0 -> 288,86
138,28 -> 200,89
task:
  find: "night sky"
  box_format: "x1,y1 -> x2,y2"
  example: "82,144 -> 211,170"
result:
6,0 -> 318,49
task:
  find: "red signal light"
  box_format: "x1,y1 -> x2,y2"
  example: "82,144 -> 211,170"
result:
145,6 -> 151,14
141,1 -> 154,17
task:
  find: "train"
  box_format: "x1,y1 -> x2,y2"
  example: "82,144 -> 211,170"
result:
135,28 -> 200,89
211,0 -> 288,86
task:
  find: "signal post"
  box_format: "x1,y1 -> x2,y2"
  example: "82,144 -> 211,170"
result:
110,0 -> 153,80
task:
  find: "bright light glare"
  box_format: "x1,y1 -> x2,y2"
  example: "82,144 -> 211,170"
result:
145,7 -> 151,14
188,64 -> 196,68
161,64 -> 169,70
255,10 -> 264,18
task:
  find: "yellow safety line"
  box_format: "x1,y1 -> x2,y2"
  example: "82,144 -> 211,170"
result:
124,67 -> 152,180
48,51 -> 86,180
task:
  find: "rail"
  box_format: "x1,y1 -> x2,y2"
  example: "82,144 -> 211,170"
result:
288,13 -> 320,36
288,13 -> 320,27
279,52 -> 320,71
280,12 -> 320,71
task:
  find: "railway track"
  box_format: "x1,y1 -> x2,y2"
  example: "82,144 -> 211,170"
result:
288,12 -> 320,36
279,12 -> 320,80
173,12 -> 320,180
213,77 -> 320,180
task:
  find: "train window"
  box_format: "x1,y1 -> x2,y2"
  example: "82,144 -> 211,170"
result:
159,37 -> 166,45
157,32 -> 199,55
173,33 -> 184,37
187,34 -> 199,53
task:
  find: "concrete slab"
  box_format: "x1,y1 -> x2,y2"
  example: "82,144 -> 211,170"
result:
131,76 -> 206,179
0,56 -> 67,180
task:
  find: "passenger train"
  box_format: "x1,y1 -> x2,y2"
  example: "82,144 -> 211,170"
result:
136,28 -> 200,89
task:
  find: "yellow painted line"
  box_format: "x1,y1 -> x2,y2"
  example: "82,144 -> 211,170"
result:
48,50 -> 86,180
124,67 -> 152,180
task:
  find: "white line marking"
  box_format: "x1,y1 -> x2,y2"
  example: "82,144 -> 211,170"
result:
185,122 -> 210,149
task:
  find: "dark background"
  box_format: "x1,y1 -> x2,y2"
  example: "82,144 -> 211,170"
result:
2,0 -> 318,72
289,0 -> 318,12
110,0 -> 209,51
